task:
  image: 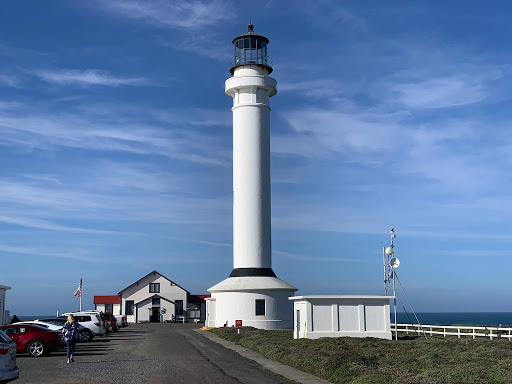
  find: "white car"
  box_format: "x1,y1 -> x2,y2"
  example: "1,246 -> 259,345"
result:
115,315 -> 128,328
0,329 -> 19,383
61,312 -> 105,341
16,321 -> 63,331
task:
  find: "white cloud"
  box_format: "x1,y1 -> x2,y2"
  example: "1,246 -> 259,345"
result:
31,69 -> 150,87
0,242 -> 99,262
97,0 -> 233,30
275,108 -> 399,160
0,214 -> 118,234
0,110 -> 229,165
390,75 -> 489,109
0,74 -> 23,88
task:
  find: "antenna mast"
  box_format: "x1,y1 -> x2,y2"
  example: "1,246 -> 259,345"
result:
383,228 -> 399,340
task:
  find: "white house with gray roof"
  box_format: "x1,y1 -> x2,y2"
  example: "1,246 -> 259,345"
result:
119,271 -> 188,323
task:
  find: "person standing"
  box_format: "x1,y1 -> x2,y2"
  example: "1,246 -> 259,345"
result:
62,314 -> 79,363
9,315 -> 20,324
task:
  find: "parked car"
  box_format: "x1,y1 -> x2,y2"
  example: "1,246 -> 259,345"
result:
16,321 -> 62,332
99,312 -> 118,333
61,312 -> 105,341
115,315 -> 128,328
0,329 -> 19,382
32,318 -> 87,336
0,324 -> 61,357
14,322 -> 64,346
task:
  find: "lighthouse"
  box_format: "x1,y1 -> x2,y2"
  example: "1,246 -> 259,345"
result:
206,25 -> 297,330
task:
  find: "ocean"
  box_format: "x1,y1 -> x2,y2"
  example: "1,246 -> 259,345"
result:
394,312 -> 512,327
17,315 -> 56,321
15,313 -> 512,327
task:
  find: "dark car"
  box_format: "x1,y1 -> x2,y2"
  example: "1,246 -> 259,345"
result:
0,324 -> 61,357
0,329 -> 19,382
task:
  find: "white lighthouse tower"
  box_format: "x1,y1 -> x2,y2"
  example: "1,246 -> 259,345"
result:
206,25 -> 297,330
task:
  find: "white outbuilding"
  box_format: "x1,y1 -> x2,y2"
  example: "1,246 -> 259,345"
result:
0,285 -> 11,325
290,295 -> 393,340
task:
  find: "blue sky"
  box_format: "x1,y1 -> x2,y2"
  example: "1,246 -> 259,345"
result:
2,1 -> 512,315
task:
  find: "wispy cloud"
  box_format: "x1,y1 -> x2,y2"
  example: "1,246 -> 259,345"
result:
97,0 -> 234,30
0,108 -> 229,165
274,249 -> 368,263
0,242 -> 100,262
0,215 -> 119,234
30,69 -> 151,87
0,74 -> 23,88
390,74 -> 489,109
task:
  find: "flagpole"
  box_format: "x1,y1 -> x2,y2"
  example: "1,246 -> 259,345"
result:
80,274 -> 82,311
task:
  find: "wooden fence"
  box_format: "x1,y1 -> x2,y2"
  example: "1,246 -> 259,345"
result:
391,323 -> 512,340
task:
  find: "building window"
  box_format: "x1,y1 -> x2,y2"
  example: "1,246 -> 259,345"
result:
152,297 -> 160,306
105,303 -> 113,313
175,300 -> 183,315
255,299 -> 265,316
149,283 -> 160,293
125,300 -> 134,315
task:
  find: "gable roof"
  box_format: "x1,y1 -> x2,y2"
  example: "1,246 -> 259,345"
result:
134,294 -> 177,306
93,295 -> 121,304
118,270 -> 189,295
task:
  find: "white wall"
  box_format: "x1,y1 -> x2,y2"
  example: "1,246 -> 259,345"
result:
0,286 -> 11,326
291,296 -> 392,340
95,303 -> 105,312
95,303 -> 121,315
208,290 -> 294,330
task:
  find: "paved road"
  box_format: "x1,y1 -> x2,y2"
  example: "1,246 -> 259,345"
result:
15,323 -> 296,384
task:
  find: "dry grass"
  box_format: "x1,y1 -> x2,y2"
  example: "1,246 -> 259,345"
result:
210,327 -> 512,384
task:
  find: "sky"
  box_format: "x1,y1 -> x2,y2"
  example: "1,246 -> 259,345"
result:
1,1 -> 512,315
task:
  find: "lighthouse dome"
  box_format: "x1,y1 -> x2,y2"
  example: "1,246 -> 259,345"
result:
230,24 -> 272,74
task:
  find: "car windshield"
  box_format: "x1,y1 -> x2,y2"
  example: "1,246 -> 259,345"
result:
0,329 -> 12,343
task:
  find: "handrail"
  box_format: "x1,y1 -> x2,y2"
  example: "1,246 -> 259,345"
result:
392,323 -> 512,340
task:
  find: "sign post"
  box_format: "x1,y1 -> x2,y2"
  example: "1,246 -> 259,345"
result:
235,319 -> 242,334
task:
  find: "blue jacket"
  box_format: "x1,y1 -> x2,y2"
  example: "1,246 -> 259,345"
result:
62,321 -> 79,341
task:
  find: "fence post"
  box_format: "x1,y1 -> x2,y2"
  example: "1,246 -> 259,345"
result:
473,328 -> 475,340
430,326 -> 432,336
490,328 -> 493,340
443,327 -> 446,338
457,327 -> 460,339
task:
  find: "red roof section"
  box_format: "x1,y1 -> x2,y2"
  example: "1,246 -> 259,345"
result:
93,295 -> 121,304
188,294 -> 211,303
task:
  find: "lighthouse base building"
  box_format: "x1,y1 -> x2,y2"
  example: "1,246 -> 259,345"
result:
206,276 -> 296,329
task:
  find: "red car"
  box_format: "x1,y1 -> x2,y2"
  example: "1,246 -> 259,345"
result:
100,312 -> 118,333
0,324 -> 62,357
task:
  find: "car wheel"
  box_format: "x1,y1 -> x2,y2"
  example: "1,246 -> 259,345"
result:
27,340 -> 45,357
79,329 -> 93,342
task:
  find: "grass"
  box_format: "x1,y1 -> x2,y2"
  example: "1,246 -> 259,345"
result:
209,327 -> 512,384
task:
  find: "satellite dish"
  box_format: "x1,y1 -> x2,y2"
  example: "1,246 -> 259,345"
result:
389,257 -> 400,269
385,246 -> 394,255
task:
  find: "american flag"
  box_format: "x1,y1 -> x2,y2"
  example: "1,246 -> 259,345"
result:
74,277 -> 82,298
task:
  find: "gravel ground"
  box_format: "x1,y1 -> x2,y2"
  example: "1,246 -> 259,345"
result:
14,323 -> 296,384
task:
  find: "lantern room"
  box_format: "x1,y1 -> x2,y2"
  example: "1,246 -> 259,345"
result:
230,24 -> 272,74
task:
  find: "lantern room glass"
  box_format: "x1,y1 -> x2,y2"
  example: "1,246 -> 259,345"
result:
234,37 -> 268,66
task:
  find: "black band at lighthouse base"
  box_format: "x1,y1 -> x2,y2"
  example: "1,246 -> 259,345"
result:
229,268 -> 276,277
